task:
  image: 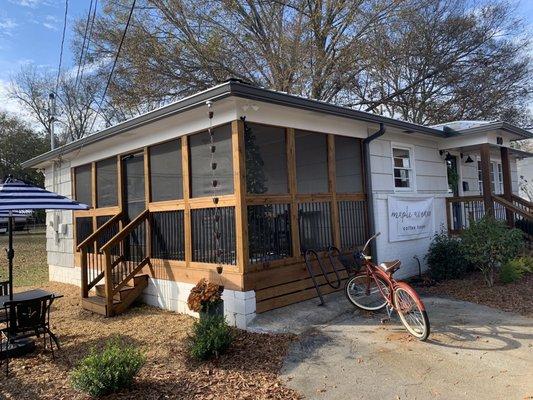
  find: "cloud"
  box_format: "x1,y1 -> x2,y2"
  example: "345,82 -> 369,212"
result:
0,18 -> 18,37
8,0 -> 50,8
42,14 -> 59,31
0,79 -> 24,116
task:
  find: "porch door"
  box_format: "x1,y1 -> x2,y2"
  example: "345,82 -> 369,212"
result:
122,152 -> 146,261
446,155 -> 462,229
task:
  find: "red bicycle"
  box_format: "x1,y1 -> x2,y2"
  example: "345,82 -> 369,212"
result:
345,233 -> 430,341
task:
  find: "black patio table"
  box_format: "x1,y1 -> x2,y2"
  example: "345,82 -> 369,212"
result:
0,289 -> 63,359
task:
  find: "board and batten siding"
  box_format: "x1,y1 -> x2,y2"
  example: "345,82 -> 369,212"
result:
369,132 -> 448,278
43,161 -> 80,285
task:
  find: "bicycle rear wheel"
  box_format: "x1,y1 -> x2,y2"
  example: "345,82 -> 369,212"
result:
345,273 -> 389,311
393,283 -> 430,341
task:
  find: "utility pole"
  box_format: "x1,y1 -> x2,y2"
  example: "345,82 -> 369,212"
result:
49,92 -> 56,150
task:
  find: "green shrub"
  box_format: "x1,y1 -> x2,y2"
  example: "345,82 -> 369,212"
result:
461,217 -> 524,287
189,315 -> 233,361
425,231 -> 470,281
71,338 -> 145,397
500,256 -> 533,284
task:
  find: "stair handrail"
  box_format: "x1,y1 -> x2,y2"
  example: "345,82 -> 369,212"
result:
492,195 -> 532,220
511,194 -> 533,213
76,212 -> 123,251
100,209 -> 150,253
100,209 -> 150,317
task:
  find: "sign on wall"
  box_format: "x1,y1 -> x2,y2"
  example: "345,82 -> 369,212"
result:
388,196 -> 434,242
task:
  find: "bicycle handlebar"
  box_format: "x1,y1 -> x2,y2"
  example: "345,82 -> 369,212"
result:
362,232 -> 381,254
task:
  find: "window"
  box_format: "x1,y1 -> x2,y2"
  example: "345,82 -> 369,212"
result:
295,130 -> 329,193
477,161 -> 483,193
335,136 -> 363,193
96,157 -> 118,207
189,124 -> 234,198
74,164 -> 92,207
150,139 -> 183,202
392,146 -> 413,189
490,162 -> 496,193
497,163 -> 504,194
245,123 -> 288,194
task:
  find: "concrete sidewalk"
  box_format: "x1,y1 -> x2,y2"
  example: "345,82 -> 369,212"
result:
251,292 -> 533,400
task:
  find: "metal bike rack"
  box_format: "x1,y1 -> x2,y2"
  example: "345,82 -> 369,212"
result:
304,248 -> 344,306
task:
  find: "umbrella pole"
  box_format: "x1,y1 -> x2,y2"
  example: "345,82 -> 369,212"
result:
7,214 -> 14,300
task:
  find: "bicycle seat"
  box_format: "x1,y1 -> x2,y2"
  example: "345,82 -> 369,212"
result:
379,260 -> 401,273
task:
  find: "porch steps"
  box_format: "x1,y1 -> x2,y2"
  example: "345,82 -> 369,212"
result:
82,274 -> 149,316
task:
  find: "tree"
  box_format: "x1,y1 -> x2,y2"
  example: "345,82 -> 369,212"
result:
0,111 -> 49,187
9,65 -> 102,144
79,0 -> 531,126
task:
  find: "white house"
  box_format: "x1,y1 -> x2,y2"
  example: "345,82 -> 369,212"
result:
21,80 -> 533,329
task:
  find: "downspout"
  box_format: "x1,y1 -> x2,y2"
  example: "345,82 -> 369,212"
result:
363,123 -> 386,260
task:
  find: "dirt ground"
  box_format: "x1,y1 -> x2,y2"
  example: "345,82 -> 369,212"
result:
0,282 -> 301,400
418,272 -> 533,316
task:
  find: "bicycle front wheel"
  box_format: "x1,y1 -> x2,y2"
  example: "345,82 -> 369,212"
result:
345,274 -> 389,311
393,284 -> 430,341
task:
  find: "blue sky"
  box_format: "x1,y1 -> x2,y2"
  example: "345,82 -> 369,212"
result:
0,0 -> 532,121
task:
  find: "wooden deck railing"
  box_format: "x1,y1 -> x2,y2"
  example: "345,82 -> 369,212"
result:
78,212 -> 123,298
446,195 -> 533,245
100,209 -> 151,316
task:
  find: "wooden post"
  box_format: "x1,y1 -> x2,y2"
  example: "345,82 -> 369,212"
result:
182,136 -> 192,266
104,250 -> 114,317
479,143 -> 494,216
143,147 -> 151,257
286,128 -> 301,258
232,120 -> 248,273
500,146 -> 514,227
80,247 -> 88,298
327,135 -> 341,248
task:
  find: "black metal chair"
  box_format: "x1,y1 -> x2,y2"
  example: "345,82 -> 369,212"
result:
0,281 -> 10,324
1,294 -> 59,376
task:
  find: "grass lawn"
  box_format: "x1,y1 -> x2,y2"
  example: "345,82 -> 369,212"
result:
0,230 -> 48,287
0,230 -> 301,399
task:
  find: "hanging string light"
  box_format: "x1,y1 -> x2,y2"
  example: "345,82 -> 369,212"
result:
206,100 -> 223,275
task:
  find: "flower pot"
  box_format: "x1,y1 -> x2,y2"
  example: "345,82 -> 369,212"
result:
200,300 -> 224,320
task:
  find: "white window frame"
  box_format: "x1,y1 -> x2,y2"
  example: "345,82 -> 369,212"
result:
497,162 -> 504,194
391,143 -> 416,192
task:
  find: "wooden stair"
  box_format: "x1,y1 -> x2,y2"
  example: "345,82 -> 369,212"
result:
82,274 -> 148,316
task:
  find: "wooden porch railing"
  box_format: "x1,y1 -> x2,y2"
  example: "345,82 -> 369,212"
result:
99,209 -> 151,316
446,195 -> 533,245
77,212 -> 123,298
512,194 -> 533,215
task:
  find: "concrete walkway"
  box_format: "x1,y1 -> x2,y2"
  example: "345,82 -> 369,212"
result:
250,292 -> 533,400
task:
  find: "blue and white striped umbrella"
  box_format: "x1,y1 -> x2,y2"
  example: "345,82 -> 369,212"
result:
0,177 -> 88,300
0,178 -> 89,211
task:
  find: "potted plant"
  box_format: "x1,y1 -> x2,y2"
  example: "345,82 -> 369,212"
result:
187,278 -> 224,318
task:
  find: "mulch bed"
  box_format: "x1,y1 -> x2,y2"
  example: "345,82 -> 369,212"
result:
0,282 -> 302,400
418,272 -> 533,316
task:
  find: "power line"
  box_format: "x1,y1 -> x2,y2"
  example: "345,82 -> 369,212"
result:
55,0 -> 69,93
89,0 -> 136,133
74,0 -> 94,89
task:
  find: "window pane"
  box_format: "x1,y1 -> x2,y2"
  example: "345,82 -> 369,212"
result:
150,139 -> 183,201
190,124 -> 234,198
393,148 -> 410,168
335,136 -> 363,193
75,164 -> 92,207
191,206 -> 236,265
248,204 -> 292,263
298,202 -> 332,252
96,157 -> 117,207
245,123 -> 288,194
295,130 -> 328,193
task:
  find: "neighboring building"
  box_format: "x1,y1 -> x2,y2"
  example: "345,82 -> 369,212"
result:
21,80 -> 533,329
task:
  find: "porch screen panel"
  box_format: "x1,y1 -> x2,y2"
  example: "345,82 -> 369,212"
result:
298,202 -> 332,252
74,164 -> 92,207
95,215 -> 119,254
96,157 -> 118,207
338,200 -> 367,250
248,204 -> 292,263
245,123 -> 288,194
191,206 -> 236,265
295,131 -> 329,193
75,217 -> 93,252
150,210 -> 185,260
189,124 -> 234,198
335,136 -> 363,193
150,139 -> 183,201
